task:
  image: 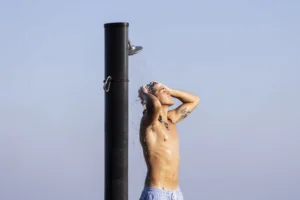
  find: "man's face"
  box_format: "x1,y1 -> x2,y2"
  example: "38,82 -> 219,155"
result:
152,83 -> 174,106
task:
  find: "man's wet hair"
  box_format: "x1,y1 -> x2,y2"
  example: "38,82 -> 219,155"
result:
145,81 -> 159,95
139,81 -> 159,114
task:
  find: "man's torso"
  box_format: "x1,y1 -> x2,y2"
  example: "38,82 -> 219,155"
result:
140,116 -> 180,190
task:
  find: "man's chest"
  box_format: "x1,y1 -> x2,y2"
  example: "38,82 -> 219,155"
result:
154,123 -> 179,142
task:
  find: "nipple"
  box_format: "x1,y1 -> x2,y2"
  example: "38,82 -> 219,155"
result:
164,135 -> 168,142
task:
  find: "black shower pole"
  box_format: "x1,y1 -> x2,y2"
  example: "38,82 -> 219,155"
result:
104,22 -> 129,200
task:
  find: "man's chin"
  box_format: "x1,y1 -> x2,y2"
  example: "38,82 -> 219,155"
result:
168,102 -> 175,106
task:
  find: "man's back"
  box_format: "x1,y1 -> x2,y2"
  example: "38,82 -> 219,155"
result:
140,115 -> 180,190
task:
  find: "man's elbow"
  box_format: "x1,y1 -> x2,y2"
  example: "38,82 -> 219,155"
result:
194,96 -> 200,106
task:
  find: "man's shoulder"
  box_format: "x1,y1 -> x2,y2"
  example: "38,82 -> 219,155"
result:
167,110 -> 177,123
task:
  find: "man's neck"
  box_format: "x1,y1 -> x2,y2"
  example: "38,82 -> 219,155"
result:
160,105 -> 169,121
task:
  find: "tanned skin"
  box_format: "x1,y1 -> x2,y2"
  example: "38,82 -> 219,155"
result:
139,83 -> 200,190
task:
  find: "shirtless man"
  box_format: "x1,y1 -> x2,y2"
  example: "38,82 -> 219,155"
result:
138,81 -> 200,200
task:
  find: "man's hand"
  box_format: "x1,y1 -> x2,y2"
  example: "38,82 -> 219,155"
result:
168,88 -> 175,96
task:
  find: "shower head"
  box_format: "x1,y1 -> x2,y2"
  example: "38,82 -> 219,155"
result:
128,40 -> 143,56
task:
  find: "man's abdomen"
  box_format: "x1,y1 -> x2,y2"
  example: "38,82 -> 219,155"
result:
145,142 -> 180,190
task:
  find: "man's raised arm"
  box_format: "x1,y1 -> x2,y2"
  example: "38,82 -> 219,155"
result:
139,86 -> 162,125
168,89 -> 200,123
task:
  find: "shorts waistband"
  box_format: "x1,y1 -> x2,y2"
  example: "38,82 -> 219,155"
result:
143,186 -> 181,194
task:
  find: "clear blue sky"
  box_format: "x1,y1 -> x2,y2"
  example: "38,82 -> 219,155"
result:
0,0 -> 299,199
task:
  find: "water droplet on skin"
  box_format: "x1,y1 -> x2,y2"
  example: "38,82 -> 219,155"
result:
166,149 -> 171,155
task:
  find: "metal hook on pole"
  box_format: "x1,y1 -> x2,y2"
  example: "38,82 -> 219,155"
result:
103,76 -> 112,92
